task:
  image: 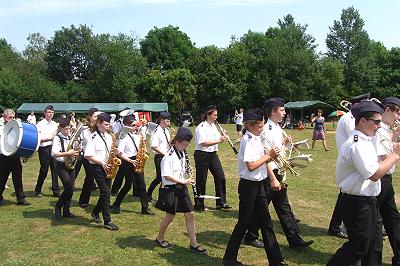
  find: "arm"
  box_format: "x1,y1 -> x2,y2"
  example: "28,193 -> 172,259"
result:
369,146 -> 400,181
164,175 -> 192,185
267,163 -> 282,191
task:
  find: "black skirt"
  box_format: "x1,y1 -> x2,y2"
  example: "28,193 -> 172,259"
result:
165,184 -> 193,214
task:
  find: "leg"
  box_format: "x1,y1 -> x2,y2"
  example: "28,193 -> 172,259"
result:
112,162 -> 133,208
92,166 -> 112,224
157,213 -> 175,242
10,156 -> 25,201
328,192 -> 346,236
194,150 -> 210,209
311,140 -> 316,150
0,155 -> 12,201
78,158 -> 94,205
147,154 -> 163,198
49,154 -> 60,194
209,153 -> 227,207
184,212 -> 199,247
133,171 -> 149,212
110,167 -> 124,195
35,146 -> 51,194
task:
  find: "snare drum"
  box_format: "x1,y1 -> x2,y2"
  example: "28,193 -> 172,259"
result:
1,120 -> 40,158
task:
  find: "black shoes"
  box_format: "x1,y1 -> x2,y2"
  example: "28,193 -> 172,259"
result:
243,238 -> 264,248
63,211 -> 76,218
0,199 -> 3,206
79,203 -> 89,208
91,212 -> 102,224
216,204 -> 232,210
53,191 -> 60,197
147,195 -> 153,202
222,258 -> 244,266
327,230 -> 348,239
189,245 -> 207,254
35,192 -> 43,197
17,199 -> 31,206
110,205 -> 121,214
54,206 -> 62,220
194,205 -> 209,212
289,238 -> 314,248
104,222 -> 119,231
141,209 -> 155,215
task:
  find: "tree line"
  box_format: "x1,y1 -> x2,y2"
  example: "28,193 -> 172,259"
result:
0,6 -> 399,118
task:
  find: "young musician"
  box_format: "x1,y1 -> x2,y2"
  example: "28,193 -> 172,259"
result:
194,105 -> 231,211
0,109 -> 30,206
244,98 -> 313,248
375,97 -> 400,265
147,111 -> 172,202
52,118 -> 80,219
110,114 -> 154,215
155,127 -> 207,254
84,112 -> 119,231
77,108 -> 100,208
234,108 -> 244,139
328,92 -> 371,239
223,108 -> 287,266
327,100 -> 400,265
35,105 -> 60,197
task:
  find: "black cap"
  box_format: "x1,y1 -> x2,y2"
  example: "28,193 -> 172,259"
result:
44,105 -> 54,112
175,127 -> 193,142
243,108 -> 264,122
265,97 -> 285,108
350,92 -> 371,104
351,101 -> 384,120
58,117 -> 70,128
204,105 -> 217,113
382,97 -> 400,108
97,112 -> 112,123
159,111 -> 171,120
123,114 -> 136,126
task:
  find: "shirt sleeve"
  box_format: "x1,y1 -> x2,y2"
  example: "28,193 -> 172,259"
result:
150,130 -> 160,148
51,136 -> 61,157
243,139 -> 258,163
84,136 -> 96,158
161,155 -> 173,178
351,143 -> 379,180
196,125 -> 208,145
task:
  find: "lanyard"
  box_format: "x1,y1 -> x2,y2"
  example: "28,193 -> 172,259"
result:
128,133 -> 139,152
96,130 -> 109,153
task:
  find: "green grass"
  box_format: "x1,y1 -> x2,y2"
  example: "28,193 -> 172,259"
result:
0,124 -> 397,265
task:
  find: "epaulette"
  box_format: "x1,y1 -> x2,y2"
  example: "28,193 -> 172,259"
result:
92,132 -> 97,139
168,148 -> 174,156
248,134 -> 252,139
354,135 -> 358,142
269,125 -> 272,130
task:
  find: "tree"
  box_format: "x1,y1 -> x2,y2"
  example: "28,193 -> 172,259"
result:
23,33 -> 47,72
140,25 -> 195,70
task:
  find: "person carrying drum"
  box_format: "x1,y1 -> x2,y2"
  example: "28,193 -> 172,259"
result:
0,109 -> 30,206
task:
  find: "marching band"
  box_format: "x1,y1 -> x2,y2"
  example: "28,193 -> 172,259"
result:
0,95 -> 399,265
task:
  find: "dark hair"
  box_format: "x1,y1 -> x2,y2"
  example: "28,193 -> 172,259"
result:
123,114 -> 136,126
88,108 -> 99,117
265,107 -> 279,117
355,111 -> 376,125
244,120 -> 263,129
317,109 -> 323,114
384,104 -> 400,113
202,108 -> 217,121
97,112 -> 111,123
58,117 -> 70,128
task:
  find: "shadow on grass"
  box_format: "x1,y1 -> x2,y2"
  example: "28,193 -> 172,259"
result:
116,235 -> 222,265
22,208 -> 99,228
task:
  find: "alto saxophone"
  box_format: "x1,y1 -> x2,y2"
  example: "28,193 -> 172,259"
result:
65,122 -> 84,170
106,131 -> 122,179
134,135 -> 149,173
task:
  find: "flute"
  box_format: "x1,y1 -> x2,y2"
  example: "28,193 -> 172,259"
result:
214,121 -> 238,155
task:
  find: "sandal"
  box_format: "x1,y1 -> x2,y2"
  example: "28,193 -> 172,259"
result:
189,245 -> 207,254
154,238 -> 172,249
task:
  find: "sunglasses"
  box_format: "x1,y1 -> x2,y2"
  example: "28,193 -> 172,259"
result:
366,118 -> 382,125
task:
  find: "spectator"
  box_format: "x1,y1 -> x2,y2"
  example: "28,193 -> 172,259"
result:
311,109 -> 330,151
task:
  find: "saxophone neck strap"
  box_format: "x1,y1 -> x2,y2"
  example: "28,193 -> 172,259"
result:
128,133 -> 139,152
96,129 -> 109,154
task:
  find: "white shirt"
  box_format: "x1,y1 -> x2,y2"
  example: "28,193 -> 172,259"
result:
262,119 -> 285,171
27,114 -> 36,125
51,133 -> 70,162
112,120 -> 123,134
80,126 -> 92,151
238,131 -> 267,181
84,131 -> 112,164
375,122 -> 395,174
161,147 -> 187,185
118,132 -> 140,158
335,111 -> 355,152
150,125 -> 170,155
0,118 -> 5,155
336,130 -> 381,196
37,119 -> 58,147
195,121 -> 220,152
236,113 -> 243,126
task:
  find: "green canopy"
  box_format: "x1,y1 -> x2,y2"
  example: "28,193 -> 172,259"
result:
17,103 -> 168,114
284,100 -> 333,110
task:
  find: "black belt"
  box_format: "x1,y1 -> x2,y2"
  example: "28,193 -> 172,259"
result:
341,193 -> 377,202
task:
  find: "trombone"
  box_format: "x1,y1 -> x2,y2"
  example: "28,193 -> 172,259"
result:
340,100 -> 351,112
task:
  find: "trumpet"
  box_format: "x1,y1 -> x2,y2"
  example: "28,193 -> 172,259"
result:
214,121 -> 238,155
282,131 -> 313,162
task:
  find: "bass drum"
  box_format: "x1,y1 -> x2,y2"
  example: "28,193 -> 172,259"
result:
1,120 -> 40,158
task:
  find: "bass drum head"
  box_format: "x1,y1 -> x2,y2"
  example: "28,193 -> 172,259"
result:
1,120 -> 22,156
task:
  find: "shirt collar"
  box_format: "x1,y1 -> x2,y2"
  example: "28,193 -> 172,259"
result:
353,129 -> 374,141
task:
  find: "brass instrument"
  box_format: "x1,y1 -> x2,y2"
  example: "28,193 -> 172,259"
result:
214,121 -> 238,155
282,131 -> 313,162
169,126 -> 176,141
134,134 -> 149,173
262,136 -> 299,188
340,100 -> 351,112
106,131 -> 122,179
65,122 -> 84,170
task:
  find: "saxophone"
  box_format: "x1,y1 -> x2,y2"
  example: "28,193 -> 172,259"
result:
134,135 -> 149,173
105,131 -> 122,179
65,122 -> 84,170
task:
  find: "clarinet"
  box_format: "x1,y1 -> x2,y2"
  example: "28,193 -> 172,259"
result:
214,121 -> 238,155
183,150 -> 199,198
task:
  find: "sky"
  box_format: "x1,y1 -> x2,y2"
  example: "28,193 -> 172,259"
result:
1,0 -> 399,54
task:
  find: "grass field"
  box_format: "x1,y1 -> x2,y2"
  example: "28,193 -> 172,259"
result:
0,124 -> 398,265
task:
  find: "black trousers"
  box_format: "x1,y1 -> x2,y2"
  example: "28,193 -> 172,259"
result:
328,192 -> 344,233
91,164 -> 112,224
35,146 -> 59,193
194,150 -> 227,207
0,154 -> 25,201
72,154 -> 84,181
377,174 -> 400,265
110,167 -> 125,195
327,194 -> 382,266
246,170 -> 300,243
147,154 -> 164,197
55,161 -> 75,212
224,179 -> 283,266
112,158 -> 148,211
78,157 -> 95,205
